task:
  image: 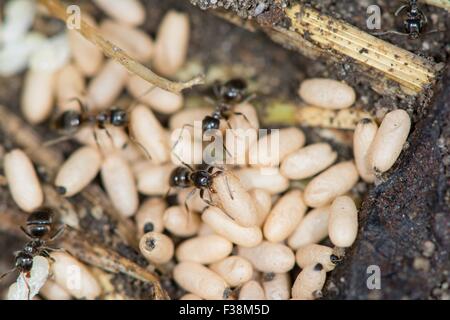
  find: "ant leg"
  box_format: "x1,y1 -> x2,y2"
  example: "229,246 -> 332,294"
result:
129,136 -> 152,160
203,96 -> 216,106
371,30 -> 409,36
211,170 -> 234,200
233,111 -> 254,128
223,144 -> 232,158
172,124 -> 194,151
39,250 -> 52,259
418,9 -> 427,25
42,135 -> 75,148
395,4 -> 408,16
0,268 -> 16,280
135,85 -> 158,104
20,226 -> 33,239
184,188 -> 196,213
241,93 -> 257,104
49,225 -> 66,242
41,246 -> 65,254
102,126 -> 116,150
183,188 -> 197,228
199,188 -> 214,206
103,126 -> 113,141
224,173 -> 234,200
92,128 -> 103,152
164,187 -> 172,201
67,97 -> 89,114
127,126 -> 152,160
172,152 -> 195,172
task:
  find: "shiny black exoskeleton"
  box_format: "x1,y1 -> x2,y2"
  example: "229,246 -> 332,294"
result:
201,78 -> 249,131
170,165 -> 219,192
174,78 -> 252,152
0,208 -> 64,280
215,78 -> 247,104
169,163 -> 224,212
395,0 -> 427,39
54,98 -> 129,135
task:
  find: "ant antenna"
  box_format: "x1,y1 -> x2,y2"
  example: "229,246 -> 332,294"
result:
42,135 -> 75,148
0,268 -> 16,281
171,149 -> 195,172
371,30 -> 410,36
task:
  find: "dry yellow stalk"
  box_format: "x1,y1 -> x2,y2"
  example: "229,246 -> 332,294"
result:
285,4 -> 438,94
296,105 -> 373,130
260,101 -> 373,130
38,0 -> 204,93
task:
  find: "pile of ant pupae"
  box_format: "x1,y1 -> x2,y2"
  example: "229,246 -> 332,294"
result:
0,0 -> 412,300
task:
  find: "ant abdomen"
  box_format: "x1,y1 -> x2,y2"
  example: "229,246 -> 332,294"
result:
202,115 -> 221,132
26,208 -> 54,238
218,78 -> 247,103
53,110 -> 82,133
169,166 -> 192,188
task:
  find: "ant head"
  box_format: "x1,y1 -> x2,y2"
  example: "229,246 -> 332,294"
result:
54,110 -> 81,132
169,166 -> 192,188
191,170 -> 212,189
15,251 -> 33,273
26,208 -> 54,238
202,115 -> 221,132
110,108 -> 128,126
219,78 -> 247,103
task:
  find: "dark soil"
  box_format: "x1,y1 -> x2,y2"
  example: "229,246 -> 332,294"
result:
0,0 -> 449,299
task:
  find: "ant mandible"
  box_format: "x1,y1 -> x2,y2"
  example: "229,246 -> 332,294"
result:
0,208 -> 65,297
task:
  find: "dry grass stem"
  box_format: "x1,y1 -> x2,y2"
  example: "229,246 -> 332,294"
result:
38,0 -> 204,93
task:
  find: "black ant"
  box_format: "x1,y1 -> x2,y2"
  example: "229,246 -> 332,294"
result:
172,78 -> 255,154
373,0 -> 432,39
167,154 -> 234,213
47,98 -> 151,159
0,208 -> 65,299
48,98 -> 127,147
168,163 -> 223,213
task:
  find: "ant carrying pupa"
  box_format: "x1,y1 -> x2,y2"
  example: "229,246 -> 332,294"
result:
0,208 -> 65,299
168,158 -> 232,213
172,78 -> 255,154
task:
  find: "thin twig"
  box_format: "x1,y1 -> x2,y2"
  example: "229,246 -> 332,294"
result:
38,0 -> 204,93
284,4 -> 438,94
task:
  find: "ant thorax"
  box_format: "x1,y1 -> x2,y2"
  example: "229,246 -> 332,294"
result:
190,170 -> 212,189
95,111 -> 109,128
